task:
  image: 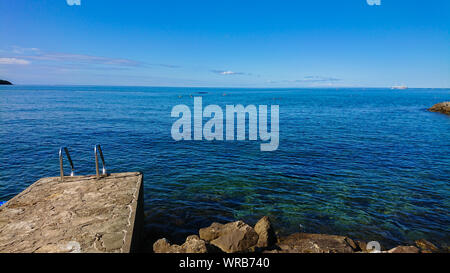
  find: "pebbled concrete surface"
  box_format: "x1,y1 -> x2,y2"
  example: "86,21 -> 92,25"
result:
0,172 -> 143,253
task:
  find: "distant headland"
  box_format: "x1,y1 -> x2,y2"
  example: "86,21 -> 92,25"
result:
0,80 -> 13,85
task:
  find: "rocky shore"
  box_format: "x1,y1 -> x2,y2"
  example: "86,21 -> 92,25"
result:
153,216 -> 445,253
428,102 -> 450,115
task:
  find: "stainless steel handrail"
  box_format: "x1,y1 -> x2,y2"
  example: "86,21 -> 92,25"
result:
94,144 -> 107,178
59,147 -> 74,181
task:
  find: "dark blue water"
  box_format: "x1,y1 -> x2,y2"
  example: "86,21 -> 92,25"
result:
0,86 -> 449,249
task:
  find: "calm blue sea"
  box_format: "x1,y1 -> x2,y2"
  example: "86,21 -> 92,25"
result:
0,86 -> 449,249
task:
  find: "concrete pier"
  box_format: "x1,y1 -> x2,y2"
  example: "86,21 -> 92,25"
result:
0,172 -> 143,253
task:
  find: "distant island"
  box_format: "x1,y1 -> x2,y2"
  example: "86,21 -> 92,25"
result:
0,80 -> 12,85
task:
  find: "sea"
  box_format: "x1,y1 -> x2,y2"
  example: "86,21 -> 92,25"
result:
0,85 -> 449,250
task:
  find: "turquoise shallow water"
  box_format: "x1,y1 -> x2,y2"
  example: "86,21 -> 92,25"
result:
0,86 -> 449,249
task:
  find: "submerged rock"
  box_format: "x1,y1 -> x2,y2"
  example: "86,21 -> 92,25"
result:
414,239 -> 439,253
428,102 -> 450,115
254,216 -> 277,248
273,233 -> 359,253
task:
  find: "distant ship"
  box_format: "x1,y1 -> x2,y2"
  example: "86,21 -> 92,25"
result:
391,85 -> 408,90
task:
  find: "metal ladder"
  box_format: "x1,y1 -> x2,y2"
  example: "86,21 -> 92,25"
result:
59,144 -> 108,181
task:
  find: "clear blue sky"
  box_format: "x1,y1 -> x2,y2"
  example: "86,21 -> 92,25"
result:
1,0 -> 449,87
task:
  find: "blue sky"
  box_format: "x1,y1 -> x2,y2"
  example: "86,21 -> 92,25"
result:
0,0 -> 449,87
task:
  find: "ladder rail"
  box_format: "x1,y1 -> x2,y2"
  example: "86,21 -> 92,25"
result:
94,144 -> 107,178
59,147 -> 74,181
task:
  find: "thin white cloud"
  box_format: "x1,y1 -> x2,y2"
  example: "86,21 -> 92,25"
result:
211,70 -> 245,75
221,71 -> 236,75
11,46 -> 40,54
0,58 -> 30,65
300,76 -> 341,82
23,53 -> 141,67
269,76 -> 341,84
3,46 -> 180,70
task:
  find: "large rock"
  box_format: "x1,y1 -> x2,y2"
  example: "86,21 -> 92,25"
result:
254,216 -> 276,248
199,222 -> 224,241
153,238 -> 182,253
153,235 -> 208,253
429,102 -> 450,115
387,245 -> 420,253
209,221 -> 259,253
274,233 -> 359,253
182,235 -> 208,253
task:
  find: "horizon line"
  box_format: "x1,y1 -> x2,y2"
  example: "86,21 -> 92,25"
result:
1,83 -> 450,89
